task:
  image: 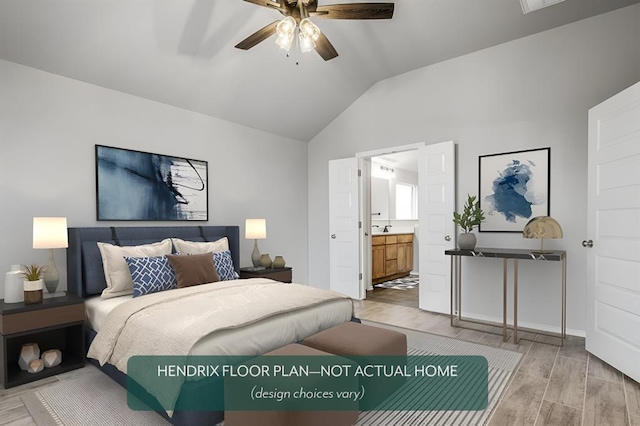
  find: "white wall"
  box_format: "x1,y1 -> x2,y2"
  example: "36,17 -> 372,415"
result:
0,59 -> 309,294
308,5 -> 640,334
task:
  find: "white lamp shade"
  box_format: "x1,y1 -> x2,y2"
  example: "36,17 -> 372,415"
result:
245,219 -> 266,240
33,217 -> 68,249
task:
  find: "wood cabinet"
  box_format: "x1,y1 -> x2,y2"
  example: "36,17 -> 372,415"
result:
372,241 -> 386,280
372,233 -> 414,284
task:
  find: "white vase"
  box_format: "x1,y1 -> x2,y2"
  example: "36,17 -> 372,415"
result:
458,233 -> 477,250
4,265 -> 24,303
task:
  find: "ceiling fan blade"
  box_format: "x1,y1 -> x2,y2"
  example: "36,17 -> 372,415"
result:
314,3 -> 394,19
315,30 -> 339,61
235,21 -> 279,50
242,0 -> 285,11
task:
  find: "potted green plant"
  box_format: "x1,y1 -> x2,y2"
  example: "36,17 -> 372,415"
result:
22,264 -> 46,304
453,195 -> 485,250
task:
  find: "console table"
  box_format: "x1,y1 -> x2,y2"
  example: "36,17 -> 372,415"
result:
444,248 -> 566,346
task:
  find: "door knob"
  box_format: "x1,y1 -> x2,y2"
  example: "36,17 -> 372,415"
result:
331,234 -> 336,239
582,240 -> 593,248
444,235 -> 451,241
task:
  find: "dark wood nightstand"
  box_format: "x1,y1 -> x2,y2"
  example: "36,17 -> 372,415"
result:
239,267 -> 293,283
0,293 -> 85,388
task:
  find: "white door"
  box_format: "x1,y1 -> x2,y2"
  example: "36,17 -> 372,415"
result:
359,158 -> 373,292
329,158 -> 362,300
418,141 -> 456,313
586,82 -> 640,383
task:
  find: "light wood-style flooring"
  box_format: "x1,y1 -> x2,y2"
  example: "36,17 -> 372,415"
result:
1,300 -> 638,426
354,299 -> 640,426
366,285 -> 419,308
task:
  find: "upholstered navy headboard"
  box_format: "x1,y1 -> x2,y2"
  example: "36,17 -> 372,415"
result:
67,226 -> 240,298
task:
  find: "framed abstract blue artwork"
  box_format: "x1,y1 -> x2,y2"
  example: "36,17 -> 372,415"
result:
96,145 -> 208,221
478,147 -> 550,232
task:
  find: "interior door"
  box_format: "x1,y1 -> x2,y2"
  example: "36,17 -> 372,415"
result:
329,158 -> 362,300
418,141 -> 456,313
586,82 -> 640,382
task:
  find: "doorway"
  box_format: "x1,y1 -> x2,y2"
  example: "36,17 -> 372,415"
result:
366,150 -> 420,308
329,141 -> 455,312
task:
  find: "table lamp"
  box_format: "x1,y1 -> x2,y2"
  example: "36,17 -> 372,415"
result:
522,216 -> 563,253
245,219 -> 266,268
33,217 -> 68,294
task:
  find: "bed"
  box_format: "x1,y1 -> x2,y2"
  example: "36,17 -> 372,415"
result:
67,225 -> 355,425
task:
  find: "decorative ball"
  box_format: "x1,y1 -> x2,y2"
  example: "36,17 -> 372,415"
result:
28,359 -> 44,374
19,343 -> 40,371
42,349 -> 62,368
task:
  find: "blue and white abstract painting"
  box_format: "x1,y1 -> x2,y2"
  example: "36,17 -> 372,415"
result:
96,145 -> 208,221
479,148 -> 550,232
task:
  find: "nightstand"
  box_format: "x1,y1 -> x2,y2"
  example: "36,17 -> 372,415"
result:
0,293 -> 85,388
239,267 -> 293,283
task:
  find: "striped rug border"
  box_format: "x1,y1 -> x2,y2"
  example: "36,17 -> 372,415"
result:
356,320 -> 523,425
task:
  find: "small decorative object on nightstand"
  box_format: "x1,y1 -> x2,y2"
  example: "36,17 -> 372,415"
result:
239,266 -> 293,283
259,254 -> 272,268
272,256 -> 286,269
28,359 -> 44,374
18,343 -> 40,371
22,264 -> 45,304
42,349 -> 62,368
4,265 -> 24,303
1,294 -> 85,388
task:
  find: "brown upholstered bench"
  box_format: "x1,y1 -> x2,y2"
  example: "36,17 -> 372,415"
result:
303,321 -> 407,356
224,344 -> 359,426
303,322 -> 408,409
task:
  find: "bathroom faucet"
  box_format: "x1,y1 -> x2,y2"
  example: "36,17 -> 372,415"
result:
383,225 -> 392,233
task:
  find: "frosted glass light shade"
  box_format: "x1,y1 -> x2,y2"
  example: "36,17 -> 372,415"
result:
275,16 -> 296,51
33,217 -> 68,249
298,18 -> 320,53
245,219 -> 267,240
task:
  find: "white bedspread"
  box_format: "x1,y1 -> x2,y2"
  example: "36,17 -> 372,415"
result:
87,278 -> 353,413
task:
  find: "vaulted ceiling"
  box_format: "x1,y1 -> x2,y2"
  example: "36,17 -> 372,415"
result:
1,0 -> 638,141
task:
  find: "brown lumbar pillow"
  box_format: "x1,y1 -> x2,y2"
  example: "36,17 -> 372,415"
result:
166,252 -> 220,288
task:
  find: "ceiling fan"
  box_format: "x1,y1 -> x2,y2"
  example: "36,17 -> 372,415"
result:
235,0 -> 395,61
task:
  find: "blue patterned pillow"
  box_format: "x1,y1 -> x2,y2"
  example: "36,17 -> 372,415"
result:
125,255 -> 177,297
213,251 -> 239,281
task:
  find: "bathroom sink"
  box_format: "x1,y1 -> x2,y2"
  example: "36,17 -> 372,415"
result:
371,228 -> 414,235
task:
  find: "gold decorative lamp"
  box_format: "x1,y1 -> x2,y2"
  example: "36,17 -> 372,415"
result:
522,216 -> 563,253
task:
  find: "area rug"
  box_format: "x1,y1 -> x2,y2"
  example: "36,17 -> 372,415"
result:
356,321 -> 523,425
21,324 -> 521,426
21,369 -> 169,426
374,274 -> 419,290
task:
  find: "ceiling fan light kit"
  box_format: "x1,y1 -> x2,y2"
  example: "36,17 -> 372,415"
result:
275,16 -> 296,50
236,0 -> 395,61
298,18 -> 321,52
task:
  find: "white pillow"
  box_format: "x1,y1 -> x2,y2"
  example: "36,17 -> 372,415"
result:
171,237 -> 229,255
98,239 -> 173,299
